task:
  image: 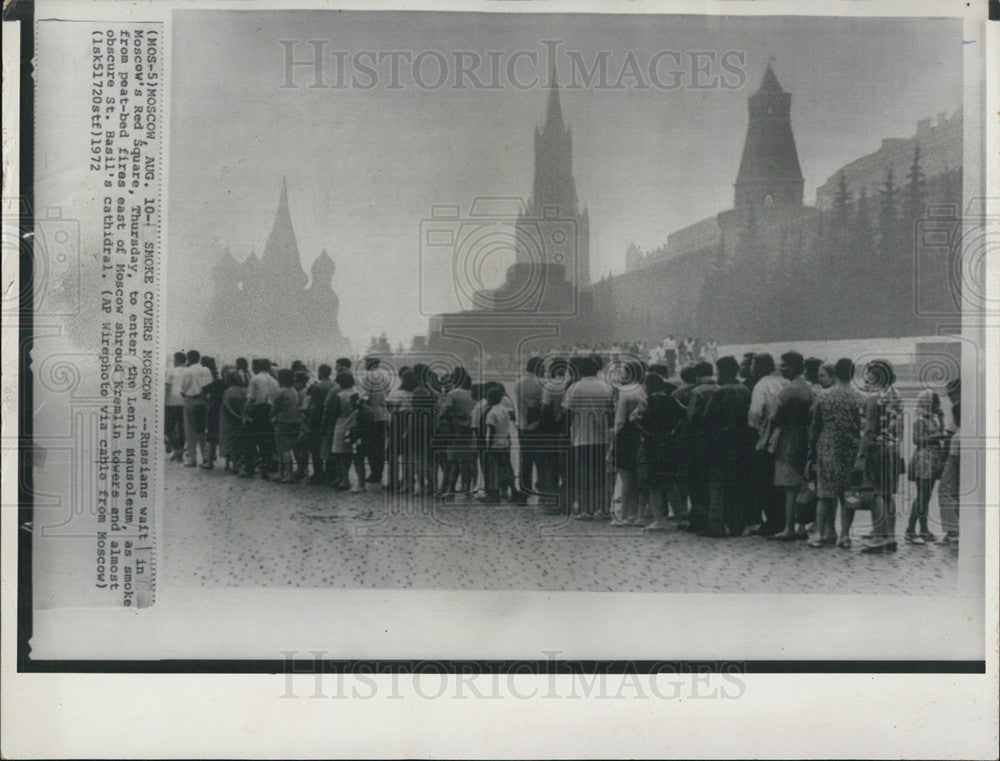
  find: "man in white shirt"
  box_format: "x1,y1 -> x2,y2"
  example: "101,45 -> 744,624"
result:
242,358 -> 280,477
164,351 -> 187,461
180,349 -> 213,467
562,355 -> 614,519
746,352 -> 789,534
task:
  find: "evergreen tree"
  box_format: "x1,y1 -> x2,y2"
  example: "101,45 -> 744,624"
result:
833,171 -> 852,223
899,144 -> 928,332
849,188 -> 877,335
903,143 -> 927,223
876,166 -> 909,331
878,167 -> 899,257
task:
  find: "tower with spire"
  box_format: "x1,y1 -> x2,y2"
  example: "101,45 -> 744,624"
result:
531,67 -> 579,218
733,62 -> 804,214
494,65 -> 591,315
260,176 -> 309,291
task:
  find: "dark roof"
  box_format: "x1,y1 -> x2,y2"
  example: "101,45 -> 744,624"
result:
736,65 -> 802,184
756,63 -> 786,94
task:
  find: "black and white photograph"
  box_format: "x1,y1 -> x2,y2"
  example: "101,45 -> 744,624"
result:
161,10 -> 979,594
5,0 -> 998,758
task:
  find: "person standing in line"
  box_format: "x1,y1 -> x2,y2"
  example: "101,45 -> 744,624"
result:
483,384 -> 513,504
747,353 -> 789,535
803,357 -> 824,392
905,389 -> 946,544
683,361 -> 719,534
201,356 -> 224,470
409,363 -> 439,499
610,359 -> 647,527
291,370 -> 311,480
319,367 -> 348,485
218,366 -> 247,474
180,349 -> 213,468
437,366 -> 477,499
362,357 -> 389,491
234,357 -> 251,387
387,368 -> 416,496
855,358 -> 904,554
684,336 -> 697,363
537,357 -> 572,516
563,354 -> 615,520
304,364 -> 334,485
768,351 -> 815,541
738,353 -> 756,392
668,364 -> 699,522
705,337 -> 719,363
701,356 -> 753,537
469,382 -> 488,495
633,373 -> 684,532
807,358 -> 862,548
797,357 -> 829,531
937,400 -> 961,545
271,368 -> 301,484
241,358 -> 280,479
330,372 -> 365,492
662,334 -> 678,378
513,357 -> 545,505
164,351 -> 187,461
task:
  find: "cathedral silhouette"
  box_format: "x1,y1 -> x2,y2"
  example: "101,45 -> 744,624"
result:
205,178 -> 350,362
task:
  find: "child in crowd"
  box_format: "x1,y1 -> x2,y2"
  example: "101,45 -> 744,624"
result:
271,368 -> 301,483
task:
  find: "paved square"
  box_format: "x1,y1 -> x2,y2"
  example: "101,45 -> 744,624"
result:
164,462 -> 958,594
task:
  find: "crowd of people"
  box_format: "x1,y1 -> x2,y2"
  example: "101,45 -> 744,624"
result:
165,344 -> 962,552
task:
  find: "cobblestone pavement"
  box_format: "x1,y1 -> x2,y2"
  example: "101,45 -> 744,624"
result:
164,462 -> 958,594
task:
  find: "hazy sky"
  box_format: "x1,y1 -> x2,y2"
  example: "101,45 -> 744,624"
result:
167,10 -> 962,349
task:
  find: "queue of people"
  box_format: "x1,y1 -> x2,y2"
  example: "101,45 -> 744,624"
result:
165,347 -> 961,551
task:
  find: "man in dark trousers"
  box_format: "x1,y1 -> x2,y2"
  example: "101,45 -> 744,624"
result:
702,356 -> 753,537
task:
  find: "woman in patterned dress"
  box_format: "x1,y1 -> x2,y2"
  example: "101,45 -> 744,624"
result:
905,389 -> 945,544
808,358 -> 862,548
855,359 -> 904,553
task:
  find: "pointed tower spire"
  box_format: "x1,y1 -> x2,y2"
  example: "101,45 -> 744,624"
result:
733,62 -> 803,211
532,62 -> 576,214
545,62 -> 564,130
260,177 -> 307,289
758,60 -> 785,94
